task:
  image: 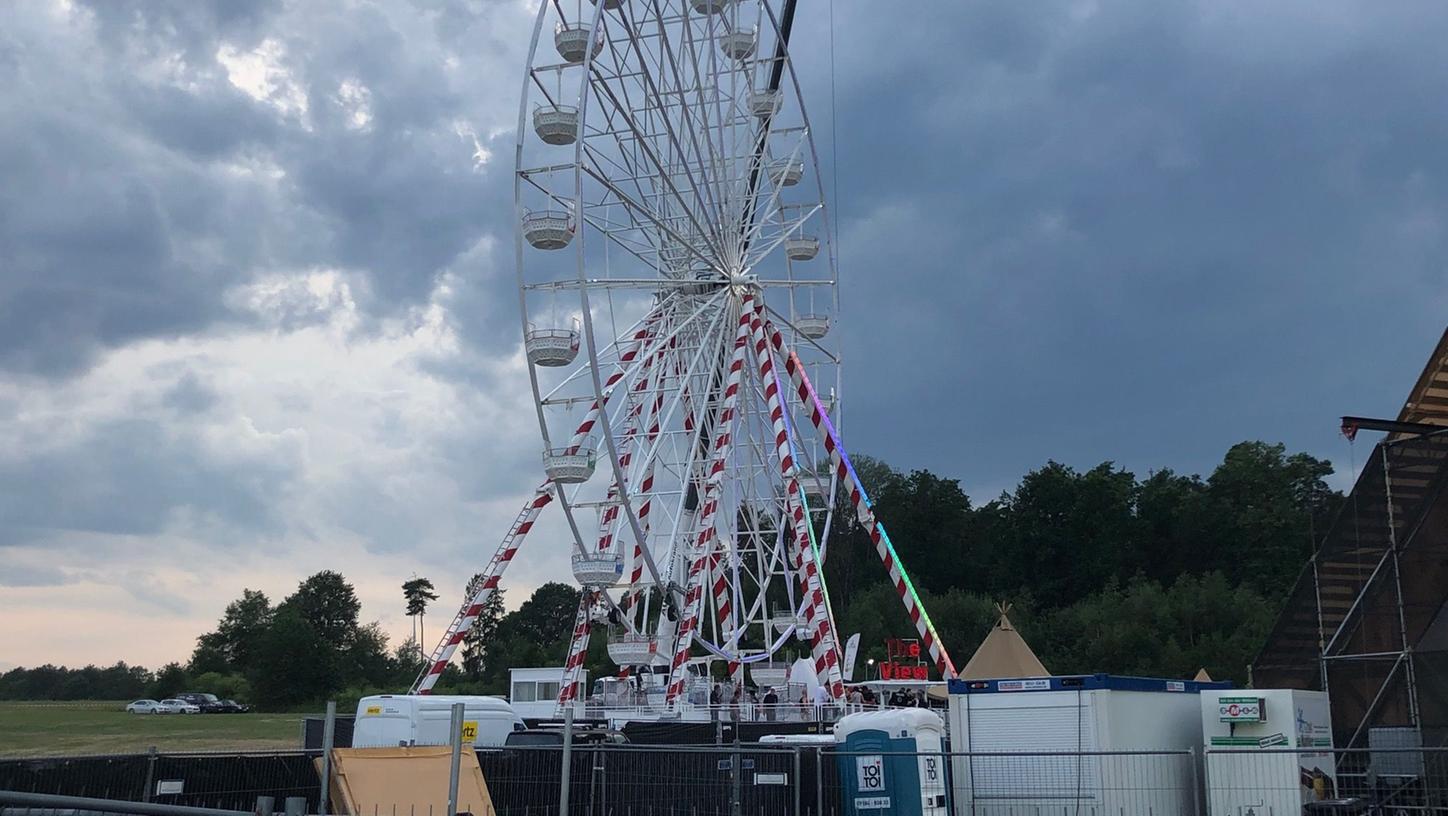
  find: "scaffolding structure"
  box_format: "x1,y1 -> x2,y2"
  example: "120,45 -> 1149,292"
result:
1253,328 -> 1448,749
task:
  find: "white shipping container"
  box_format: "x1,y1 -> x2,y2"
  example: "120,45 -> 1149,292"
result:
948,674 -> 1228,816
1200,689 -> 1335,816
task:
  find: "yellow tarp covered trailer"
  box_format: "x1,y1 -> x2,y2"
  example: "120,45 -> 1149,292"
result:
318,746 -> 496,816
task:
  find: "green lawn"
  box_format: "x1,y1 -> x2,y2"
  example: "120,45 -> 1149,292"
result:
0,702 -> 304,757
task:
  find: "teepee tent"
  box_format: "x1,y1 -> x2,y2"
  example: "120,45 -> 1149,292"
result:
1193,668 -> 1213,682
960,603 -> 1049,680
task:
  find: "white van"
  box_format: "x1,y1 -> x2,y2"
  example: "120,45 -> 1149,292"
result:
352,695 -> 525,749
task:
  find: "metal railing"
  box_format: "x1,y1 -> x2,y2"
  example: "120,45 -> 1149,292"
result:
1206,747 -> 1448,816
9,714 -> 1448,816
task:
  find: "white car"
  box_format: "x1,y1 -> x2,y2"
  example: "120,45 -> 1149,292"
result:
159,698 -> 202,714
126,699 -> 164,714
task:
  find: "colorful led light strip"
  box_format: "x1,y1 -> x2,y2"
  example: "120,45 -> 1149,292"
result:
784,345 -> 959,679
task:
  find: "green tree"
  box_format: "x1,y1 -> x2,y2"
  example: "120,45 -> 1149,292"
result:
149,662 -> 191,699
249,606 -> 338,706
402,576 -> 440,661
1204,442 -> 1336,591
281,571 -> 360,653
462,579 -> 505,680
191,589 -> 274,674
477,583 -> 583,692
343,621 -> 396,688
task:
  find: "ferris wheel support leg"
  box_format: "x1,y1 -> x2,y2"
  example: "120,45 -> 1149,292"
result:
410,486 -> 555,694
664,296 -> 755,709
761,314 -> 960,680
556,590 -> 597,717
746,305 -> 845,700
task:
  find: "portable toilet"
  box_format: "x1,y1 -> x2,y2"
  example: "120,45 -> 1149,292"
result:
1200,689 -> 1336,816
834,709 -> 949,816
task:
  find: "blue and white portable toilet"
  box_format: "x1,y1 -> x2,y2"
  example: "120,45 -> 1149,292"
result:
835,709 -> 949,816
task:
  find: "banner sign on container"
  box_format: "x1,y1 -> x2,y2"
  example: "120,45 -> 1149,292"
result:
1218,697 -> 1266,722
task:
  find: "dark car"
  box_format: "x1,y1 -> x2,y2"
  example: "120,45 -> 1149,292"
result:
174,692 -> 225,713
216,699 -> 251,714
503,727 -> 627,747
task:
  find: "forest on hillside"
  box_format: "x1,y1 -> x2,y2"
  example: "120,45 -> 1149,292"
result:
0,440 -> 1338,707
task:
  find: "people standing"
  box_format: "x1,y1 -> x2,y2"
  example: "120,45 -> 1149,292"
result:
762,686 -> 778,722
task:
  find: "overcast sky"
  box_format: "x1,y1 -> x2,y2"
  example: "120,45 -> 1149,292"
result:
2,0 -> 1445,671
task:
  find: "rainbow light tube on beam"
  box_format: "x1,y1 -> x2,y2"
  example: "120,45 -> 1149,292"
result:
779,342 -> 959,679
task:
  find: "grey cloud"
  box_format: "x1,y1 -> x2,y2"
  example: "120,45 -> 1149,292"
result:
1,0 -> 525,378
792,1 -> 1448,489
162,372 -> 219,414
0,562 -> 72,588
0,417 -> 296,547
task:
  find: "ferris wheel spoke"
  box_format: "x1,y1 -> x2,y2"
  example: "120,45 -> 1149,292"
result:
585,49 -> 725,263
578,162 -> 720,272
640,0 -> 729,248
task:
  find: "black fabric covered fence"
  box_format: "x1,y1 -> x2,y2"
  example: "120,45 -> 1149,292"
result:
0,752 -> 324,812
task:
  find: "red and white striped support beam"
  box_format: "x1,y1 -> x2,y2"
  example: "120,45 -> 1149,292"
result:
411,310 -> 668,694
564,313 -> 666,455
761,313 -> 960,679
619,333 -> 688,629
746,305 -> 845,699
555,591 -> 596,714
664,296 -> 754,707
411,486 -> 553,694
706,549 -> 746,688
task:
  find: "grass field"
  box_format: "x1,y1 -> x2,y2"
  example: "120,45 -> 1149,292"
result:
0,702 -> 304,757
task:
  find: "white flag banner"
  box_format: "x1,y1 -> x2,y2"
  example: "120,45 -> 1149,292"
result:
843,633 -> 862,681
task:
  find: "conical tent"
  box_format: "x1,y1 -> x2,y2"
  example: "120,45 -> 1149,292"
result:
1194,668 -> 1213,682
961,604 -> 1049,680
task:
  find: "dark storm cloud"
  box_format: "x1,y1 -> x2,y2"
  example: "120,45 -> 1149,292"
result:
790,1 -> 1448,491
2,0 -> 1445,551
0,0 -> 525,378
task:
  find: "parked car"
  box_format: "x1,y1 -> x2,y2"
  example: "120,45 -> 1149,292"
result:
503,727 -> 627,747
126,699 -> 163,714
217,699 -> 252,713
159,698 -> 202,714
174,692 -> 225,713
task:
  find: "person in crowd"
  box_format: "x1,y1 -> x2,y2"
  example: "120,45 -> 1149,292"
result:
810,682 -> 829,720
762,686 -> 778,722
709,682 -> 722,722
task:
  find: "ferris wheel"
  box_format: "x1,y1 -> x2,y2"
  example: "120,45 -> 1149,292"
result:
413,0 -> 957,711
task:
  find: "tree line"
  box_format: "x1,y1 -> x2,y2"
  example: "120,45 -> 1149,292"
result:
0,440 -> 1335,704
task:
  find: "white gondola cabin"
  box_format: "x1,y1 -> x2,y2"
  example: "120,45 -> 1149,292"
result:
748,89 -> 782,118
571,550 -> 624,587
544,445 -> 596,483
524,323 -> 581,367
522,210 -> 574,250
786,235 -> 819,261
769,159 -> 803,187
532,105 -> 579,146
607,633 -> 662,666
554,23 -> 601,64
718,30 -> 756,61
795,314 -> 830,339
